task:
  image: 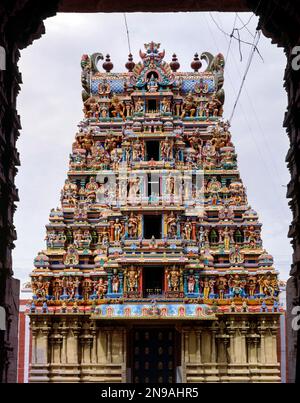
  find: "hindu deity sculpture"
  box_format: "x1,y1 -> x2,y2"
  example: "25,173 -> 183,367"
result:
183,220 -> 193,241
167,267 -> 181,292
187,274 -> 196,293
181,92 -> 197,118
161,137 -> 174,161
167,212 -> 177,238
112,273 -> 120,293
125,266 -> 140,293
113,218 -> 124,242
110,94 -> 126,121
128,212 -> 139,238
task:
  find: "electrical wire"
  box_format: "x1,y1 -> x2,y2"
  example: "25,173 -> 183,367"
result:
229,30 -> 261,122
209,12 -> 263,62
123,13 -> 131,55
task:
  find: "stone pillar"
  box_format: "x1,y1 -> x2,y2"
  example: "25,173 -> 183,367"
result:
195,329 -> 202,364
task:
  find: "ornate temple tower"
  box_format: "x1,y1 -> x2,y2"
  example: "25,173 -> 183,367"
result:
28,42 -> 281,383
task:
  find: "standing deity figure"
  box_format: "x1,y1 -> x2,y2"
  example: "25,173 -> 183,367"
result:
187,274 -> 196,293
82,278 -> 92,300
132,139 -> 144,161
128,212 -> 139,238
125,266 -> 140,292
112,273 -> 120,293
201,277 -> 210,299
181,92 -> 197,118
52,279 -> 62,300
161,137 -> 173,160
166,174 -> 175,196
110,94 -> 126,121
229,244 -> 244,264
167,212 -> 177,238
82,129 -> 94,155
216,276 -> 227,299
247,276 -> 257,297
183,220 -> 192,240
113,218 -> 123,242
197,226 -> 207,248
245,225 -> 258,247
167,267 -> 181,292
221,226 -> 231,250
128,177 -> 140,201
67,277 -> 76,299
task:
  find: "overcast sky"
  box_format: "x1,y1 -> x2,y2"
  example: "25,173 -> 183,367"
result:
13,11 -> 292,285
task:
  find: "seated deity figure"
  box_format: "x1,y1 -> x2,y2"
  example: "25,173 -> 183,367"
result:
110,95 -> 125,121
205,94 -> 223,117
181,92 -> 197,118
147,73 -> 159,92
161,97 -> 171,113
134,97 -> 144,113
85,176 -> 99,201
202,140 -> 217,168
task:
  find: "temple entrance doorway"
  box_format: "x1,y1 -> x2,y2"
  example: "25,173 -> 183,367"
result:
130,326 -> 179,383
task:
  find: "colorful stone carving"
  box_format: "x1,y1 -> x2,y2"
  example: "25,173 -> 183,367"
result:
30,42 -> 279,316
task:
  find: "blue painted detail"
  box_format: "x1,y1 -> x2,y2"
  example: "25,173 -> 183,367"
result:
91,79 -> 124,95
181,78 -> 214,94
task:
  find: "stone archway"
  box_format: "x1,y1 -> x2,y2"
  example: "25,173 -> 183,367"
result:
0,0 -> 299,383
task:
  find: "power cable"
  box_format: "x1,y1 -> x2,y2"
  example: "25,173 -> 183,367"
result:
229,30 -> 261,123
123,13 -> 131,54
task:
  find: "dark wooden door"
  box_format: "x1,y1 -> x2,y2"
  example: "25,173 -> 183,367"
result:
132,327 -> 176,383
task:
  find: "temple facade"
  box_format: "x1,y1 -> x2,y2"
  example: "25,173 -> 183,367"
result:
28,42 -> 281,383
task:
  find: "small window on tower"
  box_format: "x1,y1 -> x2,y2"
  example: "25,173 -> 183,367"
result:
146,141 -> 160,161
147,99 -> 157,112
143,214 -> 162,239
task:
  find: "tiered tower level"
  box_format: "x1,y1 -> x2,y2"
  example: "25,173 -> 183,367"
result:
29,42 -> 281,383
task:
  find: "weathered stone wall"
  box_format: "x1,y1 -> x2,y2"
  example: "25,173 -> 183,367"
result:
28,315 -> 280,383
182,315 -> 281,382
0,0 -> 59,383
29,315 -> 127,383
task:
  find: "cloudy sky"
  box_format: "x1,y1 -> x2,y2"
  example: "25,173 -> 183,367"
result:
13,11 -> 292,285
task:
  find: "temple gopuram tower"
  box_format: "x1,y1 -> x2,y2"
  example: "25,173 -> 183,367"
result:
29,42 -> 281,383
